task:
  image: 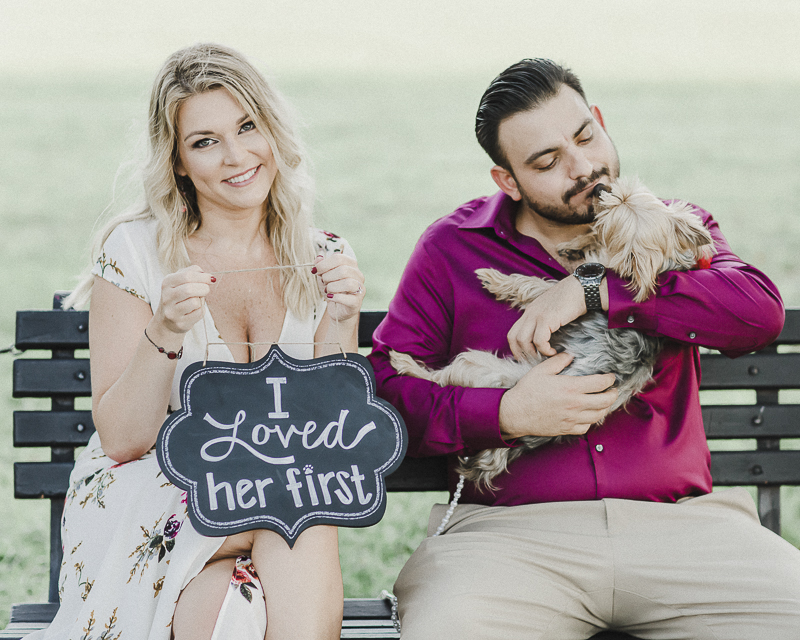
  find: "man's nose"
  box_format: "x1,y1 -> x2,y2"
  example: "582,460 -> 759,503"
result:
565,147 -> 593,180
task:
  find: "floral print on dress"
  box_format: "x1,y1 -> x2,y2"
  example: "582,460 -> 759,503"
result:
80,608 -> 121,640
319,230 -> 344,254
232,556 -> 261,603
128,513 -> 182,584
74,469 -> 117,509
95,250 -> 146,300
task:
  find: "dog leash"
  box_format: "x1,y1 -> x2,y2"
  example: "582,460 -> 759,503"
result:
382,469 -> 467,632
432,472 -> 466,536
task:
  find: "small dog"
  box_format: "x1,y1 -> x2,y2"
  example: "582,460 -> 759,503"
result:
390,178 -> 715,491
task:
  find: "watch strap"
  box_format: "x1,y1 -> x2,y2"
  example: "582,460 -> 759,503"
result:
582,281 -> 602,311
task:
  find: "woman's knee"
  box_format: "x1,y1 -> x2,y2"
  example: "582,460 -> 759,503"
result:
208,530 -> 255,562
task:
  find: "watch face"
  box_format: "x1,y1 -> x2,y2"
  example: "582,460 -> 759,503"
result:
577,263 -> 605,278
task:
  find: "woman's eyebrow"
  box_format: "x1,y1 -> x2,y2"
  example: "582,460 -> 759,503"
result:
183,115 -> 251,142
183,129 -> 214,142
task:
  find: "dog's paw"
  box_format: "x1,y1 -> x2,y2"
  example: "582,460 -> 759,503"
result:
475,269 -> 556,308
475,268 -> 512,292
389,350 -> 432,379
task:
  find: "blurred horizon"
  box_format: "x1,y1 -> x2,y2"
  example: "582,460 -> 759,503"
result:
2,0 -> 799,82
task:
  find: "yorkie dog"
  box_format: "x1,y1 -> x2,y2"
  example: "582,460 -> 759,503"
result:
390,178 -> 715,491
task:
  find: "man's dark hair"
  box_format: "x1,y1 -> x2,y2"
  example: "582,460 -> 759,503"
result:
475,59 -> 587,168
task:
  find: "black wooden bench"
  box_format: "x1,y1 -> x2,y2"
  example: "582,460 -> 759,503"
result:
5,295 -> 800,639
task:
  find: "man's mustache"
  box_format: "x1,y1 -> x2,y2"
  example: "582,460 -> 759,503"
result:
563,168 -> 611,204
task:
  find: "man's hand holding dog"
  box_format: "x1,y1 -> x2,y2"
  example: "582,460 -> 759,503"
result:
507,274 -> 610,361
499,353 -> 618,440
500,275 -> 615,440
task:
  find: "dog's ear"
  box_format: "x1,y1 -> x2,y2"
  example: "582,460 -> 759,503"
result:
668,202 -> 715,264
607,247 -> 662,303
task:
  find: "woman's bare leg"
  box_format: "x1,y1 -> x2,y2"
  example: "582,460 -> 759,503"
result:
173,525 -> 342,640
173,557 -> 237,640
255,525 -> 343,640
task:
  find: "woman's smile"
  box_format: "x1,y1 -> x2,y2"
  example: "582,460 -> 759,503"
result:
224,166 -> 260,186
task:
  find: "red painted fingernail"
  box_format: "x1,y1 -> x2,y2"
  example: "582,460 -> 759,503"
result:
311,267 -> 317,274
210,276 -> 216,283
327,293 -> 334,298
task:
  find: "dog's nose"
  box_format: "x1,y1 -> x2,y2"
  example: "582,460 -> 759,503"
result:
592,183 -> 611,198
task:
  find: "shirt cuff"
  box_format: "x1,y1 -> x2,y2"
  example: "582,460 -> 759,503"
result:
455,387 -> 511,450
606,270 -> 658,332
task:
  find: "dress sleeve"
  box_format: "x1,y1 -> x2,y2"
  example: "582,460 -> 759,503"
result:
90,223 -> 152,305
607,207 -> 784,358
367,236 -> 509,458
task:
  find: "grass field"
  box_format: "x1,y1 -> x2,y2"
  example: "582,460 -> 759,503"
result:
1,72 -> 799,625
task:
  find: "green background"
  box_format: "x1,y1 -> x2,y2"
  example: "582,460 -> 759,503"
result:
1,0 -> 799,626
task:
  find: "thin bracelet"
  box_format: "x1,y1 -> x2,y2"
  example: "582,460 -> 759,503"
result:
144,328 -> 183,360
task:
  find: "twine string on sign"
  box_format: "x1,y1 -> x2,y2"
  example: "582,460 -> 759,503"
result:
198,262 -> 347,366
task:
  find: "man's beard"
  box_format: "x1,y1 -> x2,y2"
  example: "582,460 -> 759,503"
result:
520,165 -> 619,226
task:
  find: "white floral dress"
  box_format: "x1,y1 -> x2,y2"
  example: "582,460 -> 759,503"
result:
28,219 -> 354,640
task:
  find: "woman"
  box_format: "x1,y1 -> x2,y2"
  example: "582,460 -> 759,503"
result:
35,43 -> 364,640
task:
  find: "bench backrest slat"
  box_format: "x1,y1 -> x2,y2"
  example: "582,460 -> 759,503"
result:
700,352 -> 800,389
15,310 -> 89,350
14,411 -> 94,447
702,405 -> 800,439
13,359 -> 91,398
710,451 -> 800,486
14,462 -> 74,499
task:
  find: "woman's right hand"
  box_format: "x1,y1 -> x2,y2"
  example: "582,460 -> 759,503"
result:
153,265 -> 216,335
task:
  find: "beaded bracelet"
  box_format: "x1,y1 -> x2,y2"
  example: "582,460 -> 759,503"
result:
144,328 -> 183,360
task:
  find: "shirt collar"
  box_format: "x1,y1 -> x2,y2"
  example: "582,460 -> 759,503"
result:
458,191 -> 518,236
459,190 -> 568,275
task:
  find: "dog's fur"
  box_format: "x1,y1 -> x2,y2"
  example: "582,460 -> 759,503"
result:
389,178 -> 715,491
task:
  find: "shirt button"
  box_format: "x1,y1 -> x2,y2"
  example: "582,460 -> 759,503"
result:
688,332 -> 696,339
595,444 -> 604,452
627,315 -> 634,324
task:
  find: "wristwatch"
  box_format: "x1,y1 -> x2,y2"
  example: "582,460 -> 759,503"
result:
573,262 -> 606,311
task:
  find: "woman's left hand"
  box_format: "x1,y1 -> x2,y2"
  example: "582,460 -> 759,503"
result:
312,254 -> 365,322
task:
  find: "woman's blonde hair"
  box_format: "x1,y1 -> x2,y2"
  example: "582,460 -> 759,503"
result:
66,42 -> 319,317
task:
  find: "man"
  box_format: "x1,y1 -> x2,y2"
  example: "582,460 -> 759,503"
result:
367,59 -> 800,638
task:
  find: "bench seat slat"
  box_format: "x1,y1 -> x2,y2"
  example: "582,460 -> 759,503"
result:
14,411 -> 95,447
12,359 -> 91,398
710,450 -> 800,485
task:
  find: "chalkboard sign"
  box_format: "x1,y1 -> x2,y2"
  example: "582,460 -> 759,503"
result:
157,345 -> 407,547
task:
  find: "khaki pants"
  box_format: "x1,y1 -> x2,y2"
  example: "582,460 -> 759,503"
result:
394,489 -> 800,639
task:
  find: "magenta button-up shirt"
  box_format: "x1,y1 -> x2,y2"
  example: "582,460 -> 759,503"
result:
367,191 -> 784,506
